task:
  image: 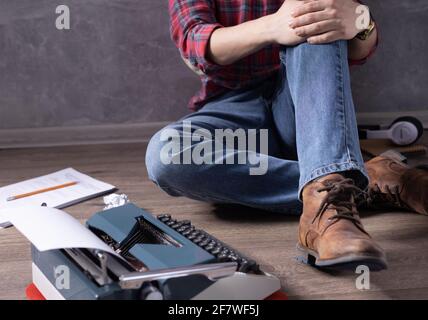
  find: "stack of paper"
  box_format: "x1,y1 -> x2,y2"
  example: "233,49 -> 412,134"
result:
0,168 -> 116,228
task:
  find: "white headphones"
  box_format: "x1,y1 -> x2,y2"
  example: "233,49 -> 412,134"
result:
358,116 -> 424,146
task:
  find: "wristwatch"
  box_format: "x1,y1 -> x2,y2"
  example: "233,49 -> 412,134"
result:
356,15 -> 376,41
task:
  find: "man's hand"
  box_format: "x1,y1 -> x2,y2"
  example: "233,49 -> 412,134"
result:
289,0 -> 362,44
267,0 -> 307,46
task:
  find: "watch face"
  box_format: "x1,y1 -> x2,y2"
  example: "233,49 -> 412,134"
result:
356,30 -> 369,41
357,19 -> 375,40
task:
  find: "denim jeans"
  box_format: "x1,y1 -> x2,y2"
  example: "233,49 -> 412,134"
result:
145,41 -> 369,215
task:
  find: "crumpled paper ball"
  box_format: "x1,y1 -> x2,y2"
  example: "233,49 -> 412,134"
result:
103,193 -> 129,210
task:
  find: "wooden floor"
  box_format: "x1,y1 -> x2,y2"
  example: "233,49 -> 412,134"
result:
1,139 -> 428,300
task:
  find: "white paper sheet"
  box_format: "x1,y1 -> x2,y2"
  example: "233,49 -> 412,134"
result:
0,206 -> 122,258
0,168 -> 116,228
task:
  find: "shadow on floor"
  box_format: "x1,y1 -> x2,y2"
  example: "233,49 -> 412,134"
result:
211,203 -> 301,224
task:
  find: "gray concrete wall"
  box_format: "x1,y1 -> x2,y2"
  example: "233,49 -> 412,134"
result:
352,0 -> 428,115
0,0 -> 427,130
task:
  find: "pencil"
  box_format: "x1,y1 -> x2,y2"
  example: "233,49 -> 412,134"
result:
6,181 -> 78,201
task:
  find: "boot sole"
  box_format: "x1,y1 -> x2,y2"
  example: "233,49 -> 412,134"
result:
296,243 -> 388,271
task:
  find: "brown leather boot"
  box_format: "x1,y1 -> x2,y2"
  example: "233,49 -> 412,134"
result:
363,156 -> 428,215
298,174 -> 387,270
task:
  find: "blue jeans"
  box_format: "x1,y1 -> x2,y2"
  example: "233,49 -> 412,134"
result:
146,41 -> 368,215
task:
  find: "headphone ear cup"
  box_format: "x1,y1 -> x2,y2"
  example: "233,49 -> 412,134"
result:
360,117 -> 424,146
391,116 -> 424,140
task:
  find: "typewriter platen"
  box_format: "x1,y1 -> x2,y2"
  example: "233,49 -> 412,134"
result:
31,203 -> 281,300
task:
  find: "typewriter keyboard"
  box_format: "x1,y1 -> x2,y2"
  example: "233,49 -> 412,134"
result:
157,214 -> 260,274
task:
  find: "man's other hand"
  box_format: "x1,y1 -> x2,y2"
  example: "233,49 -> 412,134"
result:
289,0 -> 362,44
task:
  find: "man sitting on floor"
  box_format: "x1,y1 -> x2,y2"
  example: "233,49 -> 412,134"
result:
145,0 -> 428,270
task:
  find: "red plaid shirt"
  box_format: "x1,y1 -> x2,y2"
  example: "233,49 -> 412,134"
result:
169,0 -> 375,111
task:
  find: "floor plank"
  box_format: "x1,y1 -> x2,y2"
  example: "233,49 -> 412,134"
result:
1,137 -> 428,300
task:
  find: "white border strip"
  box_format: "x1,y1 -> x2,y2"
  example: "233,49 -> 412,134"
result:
32,262 -> 65,300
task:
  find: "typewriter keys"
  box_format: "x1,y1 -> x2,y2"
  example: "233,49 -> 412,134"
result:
186,233 -> 197,241
204,243 -> 215,252
210,246 -> 222,256
217,252 -> 229,262
171,222 -> 183,229
156,214 -> 261,274
180,226 -> 194,236
176,225 -> 190,233
199,238 -> 210,247
165,220 -> 177,227
157,214 -> 171,223
193,235 -> 205,244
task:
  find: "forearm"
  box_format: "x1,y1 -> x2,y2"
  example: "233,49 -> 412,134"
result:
208,0 -> 304,66
348,24 -> 377,61
200,0 -> 377,67
207,16 -> 273,66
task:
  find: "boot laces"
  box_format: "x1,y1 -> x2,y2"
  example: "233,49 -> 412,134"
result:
366,183 -> 405,209
312,178 -> 363,225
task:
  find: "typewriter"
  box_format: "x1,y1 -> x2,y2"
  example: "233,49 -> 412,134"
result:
31,203 -> 281,300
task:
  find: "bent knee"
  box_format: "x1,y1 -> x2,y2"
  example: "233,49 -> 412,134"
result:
145,130 -> 167,184
145,129 -> 184,187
